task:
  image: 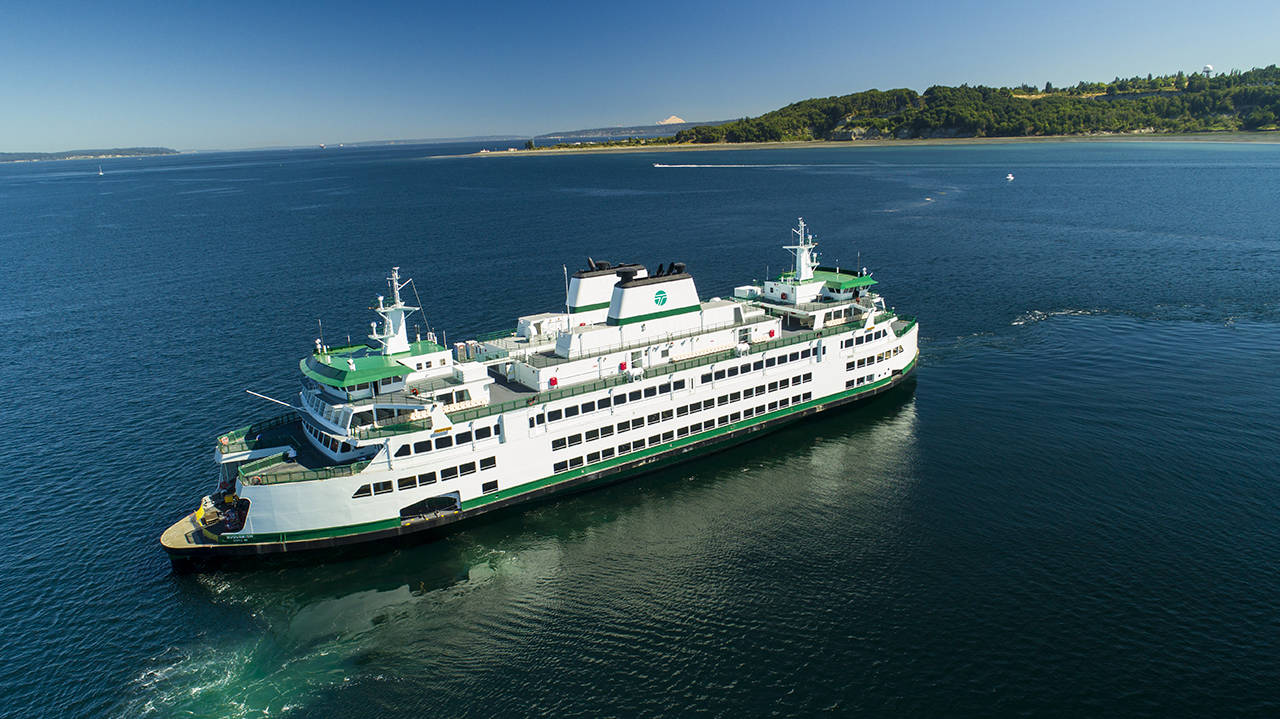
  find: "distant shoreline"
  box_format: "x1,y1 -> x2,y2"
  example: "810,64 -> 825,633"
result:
444,131 -> 1280,158
0,148 -> 180,164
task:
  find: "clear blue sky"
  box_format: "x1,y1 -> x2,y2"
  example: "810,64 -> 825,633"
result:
3,0 -> 1277,151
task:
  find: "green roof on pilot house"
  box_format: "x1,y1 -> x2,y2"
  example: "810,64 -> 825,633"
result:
777,266 -> 878,291
300,339 -> 445,388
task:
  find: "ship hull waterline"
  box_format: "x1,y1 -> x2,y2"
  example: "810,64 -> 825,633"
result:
163,363 -> 916,572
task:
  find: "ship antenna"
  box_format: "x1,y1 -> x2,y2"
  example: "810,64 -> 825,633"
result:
317,318 -> 324,349
563,264 -> 570,317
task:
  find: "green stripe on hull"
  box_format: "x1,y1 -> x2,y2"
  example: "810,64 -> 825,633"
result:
569,301 -> 610,313
220,517 -> 402,545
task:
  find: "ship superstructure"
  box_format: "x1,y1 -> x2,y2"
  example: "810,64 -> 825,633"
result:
162,219 -> 919,567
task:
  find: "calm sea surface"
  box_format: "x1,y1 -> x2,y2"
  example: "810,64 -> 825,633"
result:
0,141 -> 1277,718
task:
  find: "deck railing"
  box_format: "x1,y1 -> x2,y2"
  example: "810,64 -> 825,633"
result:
218,412 -> 297,453
238,457 -> 373,485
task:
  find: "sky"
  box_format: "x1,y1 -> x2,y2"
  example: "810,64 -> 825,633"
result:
2,0 -> 1278,151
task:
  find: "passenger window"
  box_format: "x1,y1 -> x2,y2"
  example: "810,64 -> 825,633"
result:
352,484 -> 372,498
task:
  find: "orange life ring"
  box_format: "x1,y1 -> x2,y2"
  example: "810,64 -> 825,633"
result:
219,436 -> 229,446
250,475 -> 263,485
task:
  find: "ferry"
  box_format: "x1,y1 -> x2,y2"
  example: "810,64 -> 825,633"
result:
161,219 -> 919,570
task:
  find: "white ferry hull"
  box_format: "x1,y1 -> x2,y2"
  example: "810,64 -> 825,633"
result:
163,354 -> 916,570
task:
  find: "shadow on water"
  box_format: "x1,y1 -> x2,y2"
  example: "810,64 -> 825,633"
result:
127,382 -> 919,718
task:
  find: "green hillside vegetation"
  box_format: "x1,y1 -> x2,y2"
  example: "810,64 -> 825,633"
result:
671,65 -> 1280,144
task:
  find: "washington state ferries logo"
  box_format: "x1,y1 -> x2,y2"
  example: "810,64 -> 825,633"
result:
654,290 -> 667,306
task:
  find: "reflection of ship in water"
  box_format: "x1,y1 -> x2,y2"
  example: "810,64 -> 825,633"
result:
210,379 -> 918,625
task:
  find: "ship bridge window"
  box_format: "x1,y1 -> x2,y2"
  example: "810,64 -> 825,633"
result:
455,431 -> 472,444
352,484 -> 372,498
414,440 -> 431,454
475,426 -> 493,440
435,436 -> 453,450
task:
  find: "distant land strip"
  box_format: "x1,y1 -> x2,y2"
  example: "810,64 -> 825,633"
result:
0,147 -> 178,163
513,64 -> 1280,152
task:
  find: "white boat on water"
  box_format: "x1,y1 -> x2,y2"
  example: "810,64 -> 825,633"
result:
161,218 -> 920,569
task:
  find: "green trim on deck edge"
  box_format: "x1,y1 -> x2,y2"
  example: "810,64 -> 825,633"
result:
569,301 -> 610,313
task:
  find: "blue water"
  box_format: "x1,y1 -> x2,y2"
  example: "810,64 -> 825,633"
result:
1,141 -> 1278,718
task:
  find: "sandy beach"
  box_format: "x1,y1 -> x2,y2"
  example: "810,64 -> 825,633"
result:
443,131 -> 1280,159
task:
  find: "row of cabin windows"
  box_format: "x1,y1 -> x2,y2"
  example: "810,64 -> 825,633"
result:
845,345 -> 904,371
550,392 -> 815,475
528,379 -> 688,428
340,382 -> 373,392
846,374 -> 877,388
840,329 -> 889,349
699,347 -> 815,385
550,373 -> 813,452
823,307 -> 855,322
353,456 -> 497,498
412,360 -> 436,370
304,421 -> 353,453
394,423 -> 496,458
